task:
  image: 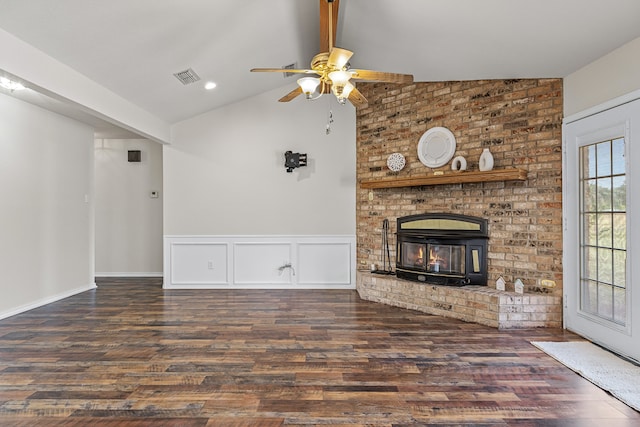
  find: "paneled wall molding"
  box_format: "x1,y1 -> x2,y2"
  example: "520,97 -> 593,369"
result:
163,235 -> 356,289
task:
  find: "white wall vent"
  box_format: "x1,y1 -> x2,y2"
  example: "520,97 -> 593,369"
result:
173,68 -> 201,85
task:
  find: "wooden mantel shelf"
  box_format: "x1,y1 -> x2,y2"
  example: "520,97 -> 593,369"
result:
360,168 -> 527,189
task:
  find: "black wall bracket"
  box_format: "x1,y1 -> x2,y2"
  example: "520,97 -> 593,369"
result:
284,151 -> 308,173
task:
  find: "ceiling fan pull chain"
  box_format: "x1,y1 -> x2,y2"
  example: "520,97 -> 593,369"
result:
326,108 -> 334,135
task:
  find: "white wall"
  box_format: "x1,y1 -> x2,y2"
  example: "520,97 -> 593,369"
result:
165,84 -> 356,235
0,93 -> 95,319
95,139 -> 163,276
564,36 -> 640,116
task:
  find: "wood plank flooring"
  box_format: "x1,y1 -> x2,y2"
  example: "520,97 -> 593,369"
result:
0,278 -> 637,426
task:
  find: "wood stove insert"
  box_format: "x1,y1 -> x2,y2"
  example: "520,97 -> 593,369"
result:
396,213 -> 488,286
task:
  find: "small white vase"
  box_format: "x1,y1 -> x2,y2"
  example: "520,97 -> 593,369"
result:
479,148 -> 494,171
451,156 -> 467,171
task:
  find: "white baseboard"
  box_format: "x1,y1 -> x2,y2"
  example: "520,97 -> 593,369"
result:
95,272 -> 163,278
0,283 -> 97,321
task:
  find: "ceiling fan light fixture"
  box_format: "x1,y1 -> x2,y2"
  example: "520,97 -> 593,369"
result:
250,0 -> 409,109
335,82 -> 354,104
297,77 -> 321,99
330,51 -> 352,70
328,70 -> 351,97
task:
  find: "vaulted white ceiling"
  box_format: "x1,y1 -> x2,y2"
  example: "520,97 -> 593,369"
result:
0,0 -> 639,125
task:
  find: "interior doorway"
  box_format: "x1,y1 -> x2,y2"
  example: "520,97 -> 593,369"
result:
94,138 -> 163,278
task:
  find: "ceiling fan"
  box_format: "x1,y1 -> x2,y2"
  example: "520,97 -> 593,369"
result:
250,0 -> 413,107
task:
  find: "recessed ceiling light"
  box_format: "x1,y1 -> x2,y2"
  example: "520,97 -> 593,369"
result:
204,81 -> 217,90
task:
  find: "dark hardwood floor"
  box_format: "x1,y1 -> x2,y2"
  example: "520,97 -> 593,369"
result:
0,278 -> 637,426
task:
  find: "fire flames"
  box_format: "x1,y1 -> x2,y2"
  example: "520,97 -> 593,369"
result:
412,246 -> 450,271
429,247 -> 448,271
413,246 -> 424,266
429,247 -> 442,265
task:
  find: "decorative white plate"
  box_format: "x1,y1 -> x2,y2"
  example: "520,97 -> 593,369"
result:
417,127 -> 457,168
386,152 -> 406,172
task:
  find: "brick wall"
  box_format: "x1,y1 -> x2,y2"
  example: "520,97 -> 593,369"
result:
356,79 -> 563,295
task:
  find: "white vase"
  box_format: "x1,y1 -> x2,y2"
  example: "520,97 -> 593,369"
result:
451,156 -> 467,171
479,148 -> 494,171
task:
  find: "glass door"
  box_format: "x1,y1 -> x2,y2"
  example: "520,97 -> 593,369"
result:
563,98 -> 640,363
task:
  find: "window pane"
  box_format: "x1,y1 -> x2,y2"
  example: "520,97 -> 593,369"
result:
584,246 -> 598,280
612,138 -> 625,175
583,179 -> 597,212
584,213 -> 597,246
581,280 -> 597,314
596,178 -> 612,211
613,213 -> 626,250
598,283 -> 613,319
613,250 -> 626,288
596,140 -> 611,176
597,248 -> 612,284
613,286 -> 626,324
612,176 -> 626,211
583,144 -> 597,178
597,213 -> 612,248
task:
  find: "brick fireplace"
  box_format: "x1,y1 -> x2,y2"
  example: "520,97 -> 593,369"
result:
355,79 -> 563,327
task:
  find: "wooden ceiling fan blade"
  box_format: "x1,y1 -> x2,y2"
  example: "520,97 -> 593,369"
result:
350,69 -> 414,84
348,86 -> 368,107
251,68 -> 318,75
278,87 -> 303,102
327,47 -> 353,70
319,0 -> 340,53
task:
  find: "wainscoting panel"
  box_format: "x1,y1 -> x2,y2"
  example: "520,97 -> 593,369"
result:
164,236 -> 356,289
169,242 -> 229,286
297,242 -> 352,285
234,242 -> 292,285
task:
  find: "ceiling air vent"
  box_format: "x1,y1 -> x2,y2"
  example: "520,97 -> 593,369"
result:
173,68 -> 201,85
282,63 -> 297,78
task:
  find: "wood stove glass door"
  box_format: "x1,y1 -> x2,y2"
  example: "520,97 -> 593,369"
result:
401,242 -> 427,270
426,244 -> 465,275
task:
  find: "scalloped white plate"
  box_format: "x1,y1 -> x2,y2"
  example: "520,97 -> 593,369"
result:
386,152 -> 406,172
417,127 -> 457,168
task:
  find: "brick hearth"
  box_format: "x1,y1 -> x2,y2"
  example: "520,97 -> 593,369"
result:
357,272 -> 562,329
